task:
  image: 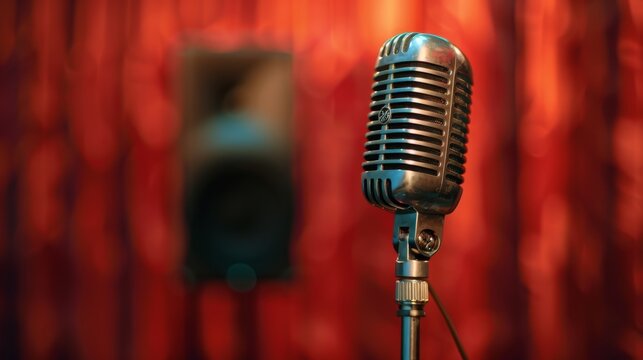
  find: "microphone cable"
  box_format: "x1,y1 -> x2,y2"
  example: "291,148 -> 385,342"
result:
428,283 -> 468,360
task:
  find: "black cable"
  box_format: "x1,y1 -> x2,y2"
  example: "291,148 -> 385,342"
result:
428,283 -> 468,360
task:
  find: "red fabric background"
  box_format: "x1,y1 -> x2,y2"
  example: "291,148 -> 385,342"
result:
0,0 -> 641,359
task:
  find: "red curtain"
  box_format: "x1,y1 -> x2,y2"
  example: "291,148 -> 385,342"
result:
0,0 -> 641,359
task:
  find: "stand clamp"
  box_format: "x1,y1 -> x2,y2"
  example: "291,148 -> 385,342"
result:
393,210 -> 444,360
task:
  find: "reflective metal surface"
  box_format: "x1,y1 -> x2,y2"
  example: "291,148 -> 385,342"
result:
361,33 -> 472,360
362,32 -> 472,215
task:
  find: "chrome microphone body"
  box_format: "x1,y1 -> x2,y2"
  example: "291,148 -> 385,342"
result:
361,33 -> 472,360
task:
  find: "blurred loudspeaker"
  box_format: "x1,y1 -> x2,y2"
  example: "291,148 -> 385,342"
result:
180,48 -> 294,284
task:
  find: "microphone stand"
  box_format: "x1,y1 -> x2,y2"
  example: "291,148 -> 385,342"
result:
393,211 -> 443,360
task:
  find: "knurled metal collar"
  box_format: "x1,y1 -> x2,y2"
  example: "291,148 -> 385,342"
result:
395,279 -> 429,304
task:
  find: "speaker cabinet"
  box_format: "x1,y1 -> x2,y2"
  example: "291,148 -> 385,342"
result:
180,48 -> 294,285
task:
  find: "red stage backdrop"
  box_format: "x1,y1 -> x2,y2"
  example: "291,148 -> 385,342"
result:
0,0 -> 641,359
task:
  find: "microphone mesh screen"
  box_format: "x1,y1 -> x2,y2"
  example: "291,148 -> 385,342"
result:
445,68 -> 472,185
363,61 -> 451,176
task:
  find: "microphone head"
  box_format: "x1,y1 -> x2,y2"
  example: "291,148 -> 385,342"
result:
362,33 -> 472,215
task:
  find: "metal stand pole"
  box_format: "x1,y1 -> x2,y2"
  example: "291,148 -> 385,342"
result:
393,211 -> 443,360
398,297 -> 425,360
401,315 -> 420,359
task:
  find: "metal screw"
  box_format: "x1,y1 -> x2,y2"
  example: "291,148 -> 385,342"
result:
416,230 -> 438,253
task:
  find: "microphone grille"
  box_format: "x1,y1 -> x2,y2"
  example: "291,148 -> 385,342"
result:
379,32 -> 420,57
363,60 -> 451,177
447,68 -> 472,185
362,33 -> 472,214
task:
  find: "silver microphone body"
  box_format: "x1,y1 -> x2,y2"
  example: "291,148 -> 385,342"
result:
362,32 -> 472,216
361,33 -> 472,360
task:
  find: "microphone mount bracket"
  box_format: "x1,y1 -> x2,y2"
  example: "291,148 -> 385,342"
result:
393,210 -> 444,360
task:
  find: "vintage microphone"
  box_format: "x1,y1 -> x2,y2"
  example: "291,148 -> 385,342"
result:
361,32 -> 473,360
